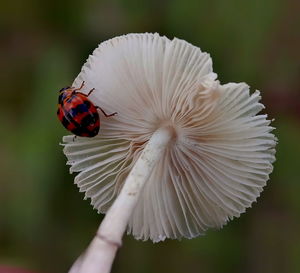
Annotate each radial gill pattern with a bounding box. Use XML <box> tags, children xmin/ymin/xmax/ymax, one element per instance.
<box><xmin>62</xmin><ymin>33</ymin><xmax>276</xmax><ymax>242</ymax></box>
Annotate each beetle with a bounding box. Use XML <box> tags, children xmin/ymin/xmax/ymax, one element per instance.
<box><xmin>57</xmin><ymin>81</ymin><xmax>116</xmax><ymax>137</ymax></box>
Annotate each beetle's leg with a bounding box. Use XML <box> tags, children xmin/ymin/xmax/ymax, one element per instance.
<box><xmin>96</xmin><ymin>106</ymin><xmax>117</xmax><ymax>117</ymax></box>
<box><xmin>86</xmin><ymin>88</ymin><xmax>95</xmax><ymax>96</ymax></box>
<box><xmin>75</xmin><ymin>88</ymin><xmax>95</xmax><ymax>97</ymax></box>
<box><xmin>73</xmin><ymin>135</ymin><xmax>77</xmax><ymax>142</ymax></box>
<box><xmin>73</xmin><ymin>81</ymin><xmax>85</xmax><ymax>92</ymax></box>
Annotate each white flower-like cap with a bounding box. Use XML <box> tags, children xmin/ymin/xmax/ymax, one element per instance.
<box><xmin>63</xmin><ymin>33</ymin><xmax>276</xmax><ymax>242</ymax></box>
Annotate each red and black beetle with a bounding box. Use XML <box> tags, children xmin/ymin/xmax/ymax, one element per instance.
<box><xmin>57</xmin><ymin>81</ymin><xmax>116</xmax><ymax>137</ymax></box>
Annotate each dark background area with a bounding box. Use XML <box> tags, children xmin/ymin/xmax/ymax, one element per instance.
<box><xmin>0</xmin><ymin>0</ymin><xmax>299</xmax><ymax>272</ymax></box>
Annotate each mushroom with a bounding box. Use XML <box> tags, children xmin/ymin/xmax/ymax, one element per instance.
<box><xmin>62</xmin><ymin>33</ymin><xmax>276</xmax><ymax>273</ymax></box>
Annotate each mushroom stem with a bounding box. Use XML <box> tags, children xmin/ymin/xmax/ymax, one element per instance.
<box><xmin>69</xmin><ymin>127</ymin><xmax>172</xmax><ymax>273</ymax></box>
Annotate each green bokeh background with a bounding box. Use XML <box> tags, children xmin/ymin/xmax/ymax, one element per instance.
<box><xmin>1</xmin><ymin>0</ymin><xmax>299</xmax><ymax>272</ymax></box>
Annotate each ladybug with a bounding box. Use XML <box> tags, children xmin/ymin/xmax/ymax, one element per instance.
<box><xmin>57</xmin><ymin>81</ymin><xmax>116</xmax><ymax>137</ymax></box>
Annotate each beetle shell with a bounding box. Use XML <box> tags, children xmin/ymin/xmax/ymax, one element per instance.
<box><xmin>57</xmin><ymin>88</ymin><xmax>100</xmax><ymax>137</ymax></box>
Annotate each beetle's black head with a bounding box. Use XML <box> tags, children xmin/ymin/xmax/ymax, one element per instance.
<box><xmin>59</xmin><ymin>86</ymin><xmax>70</xmax><ymax>93</ymax></box>
<box><xmin>58</xmin><ymin>86</ymin><xmax>71</xmax><ymax>103</ymax></box>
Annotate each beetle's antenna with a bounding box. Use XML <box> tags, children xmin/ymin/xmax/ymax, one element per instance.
<box><xmin>73</xmin><ymin>81</ymin><xmax>85</xmax><ymax>92</ymax></box>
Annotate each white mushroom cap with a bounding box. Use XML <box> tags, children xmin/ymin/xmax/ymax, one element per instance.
<box><xmin>63</xmin><ymin>33</ymin><xmax>276</xmax><ymax>242</ymax></box>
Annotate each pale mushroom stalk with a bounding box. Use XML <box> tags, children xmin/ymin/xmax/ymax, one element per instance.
<box><xmin>69</xmin><ymin>127</ymin><xmax>172</xmax><ymax>273</ymax></box>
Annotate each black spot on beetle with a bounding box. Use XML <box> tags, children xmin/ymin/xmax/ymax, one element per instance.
<box><xmin>81</xmin><ymin>114</ymin><xmax>97</xmax><ymax>127</ymax></box>
<box><xmin>61</xmin><ymin>116</ymin><xmax>70</xmax><ymax>128</ymax></box>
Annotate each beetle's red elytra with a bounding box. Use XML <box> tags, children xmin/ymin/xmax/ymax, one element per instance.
<box><xmin>57</xmin><ymin>81</ymin><xmax>117</xmax><ymax>137</ymax></box>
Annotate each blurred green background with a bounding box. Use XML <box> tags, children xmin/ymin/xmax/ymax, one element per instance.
<box><xmin>1</xmin><ymin>0</ymin><xmax>299</xmax><ymax>272</ymax></box>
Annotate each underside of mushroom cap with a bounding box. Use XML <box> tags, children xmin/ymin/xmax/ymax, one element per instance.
<box><xmin>63</xmin><ymin>33</ymin><xmax>277</xmax><ymax>242</ymax></box>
